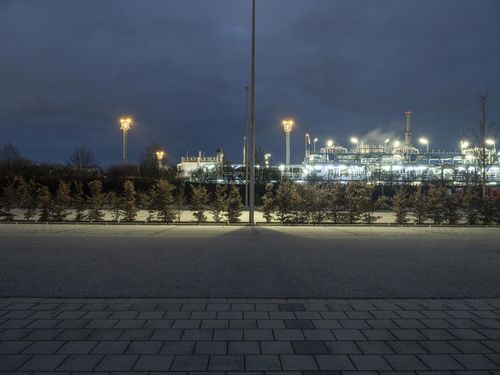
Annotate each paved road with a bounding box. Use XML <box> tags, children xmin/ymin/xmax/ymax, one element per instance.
<box><xmin>0</xmin><ymin>297</ymin><xmax>499</xmax><ymax>372</ymax></box>
<box><xmin>1</xmin><ymin>225</ymin><xmax>499</xmax><ymax>298</ymax></box>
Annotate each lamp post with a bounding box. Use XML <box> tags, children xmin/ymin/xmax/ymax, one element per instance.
<box><xmin>283</xmin><ymin>119</ymin><xmax>294</xmax><ymax>175</ymax></box>
<box><xmin>384</xmin><ymin>138</ymin><xmax>390</xmax><ymax>153</ymax></box>
<box><xmin>119</xmin><ymin>117</ymin><xmax>132</xmax><ymax>165</ymax></box>
<box><xmin>419</xmin><ymin>138</ymin><xmax>429</xmax><ymax>166</ymax></box>
<box><xmin>313</xmin><ymin>138</ymin><xmax>318</xmax><ymax>153</ymax></box>
<box><xmin>248</xmin><ymin>0</ymin><xmax>256</xmax><ymax>225</ymax></box>
<box><xmin>326</xmin><ymin>139</ymin><xmax>333</xmax><ymax>148</ymax></box>
<box><xmin>156</xmin><ymin>150</ymin><xmax>165</xmax><ymax>168</ymax></box>
<box><xmin>350</xmin><ymin>137</ymin><xmax>359</xmax><ymax>152</ymax></box>
<box><xmin>244</xmin><ymin>85</ymin><xmax>249</xmax><ymax>208</ymax></box>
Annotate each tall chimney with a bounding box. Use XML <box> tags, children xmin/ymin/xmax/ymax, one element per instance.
<box><xmin>404</xmin><ymin>111</ymin><xmax>412</xmax><ymax>146</ymax></box>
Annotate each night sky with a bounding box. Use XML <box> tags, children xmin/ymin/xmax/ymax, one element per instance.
<box><xmin>1</xmin><ymin>0</ymin><xmax>499</xmax><ymax>166</ymax></box>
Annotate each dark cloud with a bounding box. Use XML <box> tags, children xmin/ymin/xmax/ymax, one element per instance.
<box><xmin>0</xmin><ymin>0</ymin><xmax>499</xmax><ymax>165</ymax></box>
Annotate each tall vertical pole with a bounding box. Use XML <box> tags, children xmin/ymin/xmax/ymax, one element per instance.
<box><xmin>248</xmin><ymin>0</ymin><xmax>256</xmax><ymax>225</ymax></box>
<box><xmin>244</xmin><ymin>86</ymin><xmax>249</xmax><ymax>208</ymax></box>
<box><xmin>122</xmin><ymin>129</ymin><xmax>128</xmax><ymax>165</ymax></box>
<box><xmin>286</xmin><ymin>132</ymin><xmax>290</xmax><ymax>172</ymax></box>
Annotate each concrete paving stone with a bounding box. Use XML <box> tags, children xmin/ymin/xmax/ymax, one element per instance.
<box><xmin>421</xmin><ymin>319</ymin><xmax>455</xmax><ymax>329</ymax></box>
<box><xmin>279</xmin><ymin>304</ymin><xmax>305</xmax><ymax>312</ymax></box>
<box><xmin>447</xmin><ymin>319</ymin><xmax>482</xmax><ymax>329</ymax></box>
<box><xmin>85</xmin><ymin>319</ymin><xmax>118</xmax><ymax>329</ymax></box>
<box><xmin>0</xmin><ymin>355</ymin><xmax>31</xmax><ymax>371</ymax></box>
<box><xmin>314</xmin><ymin>354</ymin><xmax>355</xmax><ymax>370</ymax></box>
<box><xmin>57</xmin><ymin>341</ymin><xmax>98</xmax><ymax>355</ymax></box>
<box><xmin>132</xmin><ymin>303</ymin><xmax>158</xmax><ymax>311</ymax></box>
<box><xmin>420</xmin><ymin>328</ymin><xmax>457</xmax><ymax>340</ymax></box>
<box><xmin>217</xmin><ymin>312</ymin><xmax>243</xmax><ymax>320</ymax></box>
<box><xmin>312</xmin><ymin>319</ymin><xmax>342</xmax><ymax>329</ymax></box>
<box><xmin>303</xmin><ymin>329</ymin><xmax>335</xmax><ymax>341</ymax></box>
<box><xmin>230</xmin><ymin>319</ymin><xmax>257</xmax><ymax>329</ymax></box>
<box><xmin>56</xmin><ymin>319</ymin><xmax>90</xmax><ymax>329</ymax></box>
<box><xmin>150</xmin><ymin>328</ymin><xmax>183</xmax><ymax>341</ymax></box>
<box><xmin>393</xmin><ymin>319</ymin><xmax>426</xmax><ymax>329</ymax></box>
<box><xmin>365</xmin><ymin>319</ymin><xmax>398</xmax><ymax>329</ymax></box>
<box><xmin>420</xmin><ymin>341</ymin><xmax>461</xmax><ymax>354</ymax></box>
<box><xmin>281</xmin><ymin>354</ymin><xmax>318</xmax><ymax>370</ymax></box>
<box><xmin>386</xmin><ymin>341</ymin><xmax>427</xmax><ymax>355</ymax></box>
<box><xmin>1</xmin><ymin>311</ymin><xmax>34</xmax><ymax>319</ymax></box>
<box><xmin>274</xmin><ymin>329</ymin><xmax>305</xmax><ymax>341</ymax></box>
<box><xmin>245</xmin><ymin>355</ymin><xmax>281</xmax><ymax>370</ymax></box>
<box><xmin>475</xmin><ymin>319</ymin><xmax>500</xmax><ymax>329</ymax></box>
<box><xmin>133</xmin><ymin>354</ymin><xmax>174</xmax><ymax>371</ymax></box>
<box><xmin>136</xmin><ymin>311</ymin><xmax>164</xmax><ymax>320</ymax></box>
<box><xmin>114</xmin><ymin>320</ymin><xmax>145</xmax><ymax>329</ymax></box>
<box><xmin>55</xmin><ymin>329</ymin><xmax>93</xmax><ymax>341</ymax></box>
<box><xmin>0</xmin><ymin>319</ymin><xmax>34</xmax><ymax>329</ymax></box>
<box><xmin>81</xmin><ymin>304</ymin><xmax>109</xmax><ymax>312</ymax></box>
<box><xmin>24</xmin><ymin>328</ymin><xmax>63</xmax><ymax>340</ymax></box>
<box><xmin>57</xmin><ymin>311</ymin><xmax>87</xmax><ymax>319</ymax></box>
<box><xmin>345</xmin><ymin>311</ymin><xmax>374</xmax><ymax>320</ymax></box>
<box><xmin>245</xmin><ymin>329</ymin><xmax>274</xmax><ymax>341</ymax></box>
<box><xmin>22</xmin><ymin>340</ymin><xmax>64</xmax><ymax>354</ymax></box>
<box><xmin>191</xmin><ymin>312</ymin><xmax>217</xmax><ymax>320</ymax></box>
<box><xmin>452</xmin><ymin>354</ymin><xmax>499</xmax><ymax>370</ymax></box>
<box><xmin>292</xmin><ymin>341</ymin><xmax>328</xmax><ymax>354</ymax></box>
<box><xmin>418</xmin><ymin>354</ymin><xmax>465</xmax><ymax>370</ymax></box>
<box><xmin>255</xmin><ymin>303</ymin><xmax>280</xmax><ymax>312</ymax></box>
<box><xmin>142</xmin><ymin>319</ymin><xmax>173</xmax><ymax>329</ymax></box>
<box><xmin>325</xmin><ymin>341</ymin><xmax>361</xmax><ymax>355</ymax></box>
<box><xmin>181</xmin><ymin>303</ymin><xmax>206</xmax><ymax>311</ymax></box>
<box><xmin>106</xmin><ymin>303</ymin><xmax>134</xmax><ymax>311</ymax></box>
<box><xmin>349</xmin><ymin>354</ymin><xmax>392</xmax><ymax>370</ymax></box>
<box><xmin>421</xmin><ymin>311</ymin><xmax>452</xmax><ymax>319</ymax></box>
<box><xmin>332</xmin><ymin>329</ymin><xmax>365</xmax><ymax>341</ymax></box>
<box><xmin>170</xmin><ymin>354</ymin><xmax>209</xmax><ymax>371</ymax></box>
<box><xmin>371</xmin><ymin>310</ymin><xmax>399</xmax><ymax>319</ymax></box>
<box><xmin>295</xmin><ymin>312</ymin><xmax>322</xmax><ymax>320</ymax></box>
<box><xmin>125</xmin><ymin>341</ymin><xmax>163</xmax><ymax>354</ymax></box>
<box><xmin>477</xmin><ymin>329</ymin><xmax>500</xmax><ymax>339</ymax></box>
<box><xmin>27</xmin><ymin>319</ymin><xmax>61</xmax><ymax>329</ymax></box>
<box><xmin>284</xmin><ymin>319</ymin><xmax>314</xmax><ymax>329</ymax></box>
<box><xmin>0</xmin><ymin>341</ymin><xmax>32</xmax><ymax>354</ymax></box>
<box><xmin>261</xmin><ymin>341</ymin><xmax>294</xmax><ymax>354</ymax></box>
<box><xmin>201</xmin><ymin>319</ymin><xmax>229</xmax><ymax>329</ymax></box>
<box><xmin>108</xmin><ymin>311</ymin><xmax>139</xmax><ymax>320</ymax></box>
<box><xmin>349</xmin><ymin>301</ymin><xmax>377</xmax><ymax>311</ymax></box>
<box><xmin>396</xmin><ymin>311</ymin><xmax>426</xmax><ymax>319</ymax></box>
<box><xmin>449</xmin><ymin>329</ymin><xmax>487</xmax><ymax>340</ymax></box>
<box><xmin>213</xmin><ymin>329</ymin><xmax>243</xmax><ymax>341</ymax></box>
<box><xmin>208</xmin><ymin>355</ymin><xmax>244</xmax><ymax>371</ymax></box>
<box><xmin>56</xmin><ymin>354</ymin><xmax>103</xmax><ymax>371</ymax></box>
<box><xmin>339</xmin><ymin>319</ymin><xmax>370</xmax><ymax>329</ymax></box>
<box><xmin>87</xmin><ymin>329</ymin><xmax>124</xmax><ymax>340</ymax></box>
<box><xmin>320</xmin><ymin>311</ymin><xmax>348</xmax><ymax>319</ymax></box>
<box><xmin>228</xmin><ymin>341</ymin><xmax>260</xmax><ymax>354</ymax></box>
<box><xmin>81</xmin><ymin>311</ymin><xmax>112</xmax><ymax>320</ymax></box>
<box><xmin>356</xmin><ymin>341</ymin><xmax>394</xmax><ymax>354</ymax></box>
<box><xmin>182</xmin><ymin>329</ymin><xmax>213</xmax><ymax>341</ymax></box>
<box><xmin>118</xmin><ymin>329</ymin><xmax>154</xmax><ymax>341</ymax></box>
<box><xmin>391</xmin><ymin>329</ymin><xmax>426</xmax><ymax>340</ymax></box>
<box><xmin>157</xmin><ymin>303</ymin><xmax>182</xmax><ymax>311</ymax></box>
<box><xmin>165</xmin><ymin>311</ymin><xmax>191</xmax><ymax>319</ymax></box>
<box><xmin>92</xmin><ymin>341</ymin><xmax>131</xmax><ymax>354</ymax></box>
<box><xmin>19</xmin><ymin>354</ymin><xmax>67</xmax><ymax>371</ymax></box>
<box><xmin>172</xmin><ymin>320</ymin><xmax>201</xmax><ymax>329</ymax></box>
<box><xmin>206</xmin><ymin>304</ymin><xmax>230</xmax><ymax>311</ymax></box>
<box><xmin>94</xmin><ymin>355</ymin><xmax>139</xmax><ymax>371</ymax></box>
<box><xmin>482</xmin><ymin>340</ymin><xmax>500</xmax><ymax>352</ymax></box>
<box><xmin>303</xmin><ymin>303</ymin><xmax>329</xmax><ymax>311</ymax></box>
<box><xmin>194</xmin><ymin>341</ymin><xmax>227</xmax><ymax>354</ymax></box>
<box><xmin>0</xmin><ymin>329</ymin><xmax>32</xmax><ymax>340</ymax></box>
<box><xmin>384</xmin><ymin>354</ymin><xmax>428</xmax><ymax>370</ymax></box>
<box><xmin>447</xmin><ymin>311</ymin><xmax>477</xmax><ymax>319</ymax></box>
<box><xmin>160</xmin><ymin>341</ymin><xmax>195</xmax><ymax>355</ymax></box>
<box><xmin>245</xmin><ymin>312</ymin><xmax>269</xmax><ymax>320</ymax></box>
<box><xmin>258</xmin><ymin>320</ymin><xmax>285</xmax><ymax>329</ymax></box>
<box><xmin>488</xmin><ymin>354</ymin><xmax>500</xmax><ymax>367</ymax></box>
<box><xmin>270</xmin><ymin>312</ymin><xmax>296</xmax><ymax>320</ymax></box>
<box><xmin>362</xmin><ymin>329</ymin><xmax>397</xmax><ymax>341</ymax></box>
<box><xmin>471</xmin><ymin>310</ymin><xmax>500</xmax><ymax>319</ymax></box>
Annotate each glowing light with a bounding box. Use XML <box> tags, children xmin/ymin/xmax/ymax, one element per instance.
<box><xmin>485</xmin><ymin>139</ymin><xmax>495</xmax><ymax>146</ymax></box>
<box><xmin>314</xmin><ymin>138</ymin><xmax>318</xmax><ymax>142</ymax></box>
<box><xmin>393</xmin><ymin>140</ymin><xmax>400</xmax><ymax>148</ymax></box>
<box><xmin>419</xmin><ymin>138</ymin><xmax>428</xmax><ymax>145</ymax></box>
<box><xmin>460</xmin><ymin>140</ymin><xmax>469</xmax><ymax>149</ymax></box>
<box><xmin>156</xmin><ymin>150</ymin><xmax>165</xmax><ymax>160</ymax></box>
<box><xmin>384</xmin><ymin>138</ymin><xmax>390</xmax><ymax>144</ymax></box>
<box><xmin>119</xmin><ymin>117</ymin><xmax>132</xmax><ymax>131</ymax></box>
<box><xmin>350</xmin><ymin>137</ymin><xmax>358</xmax><ymax>144</ymax></box>
<box><xmin>327</xmin><ymin>139</ymin><xmax>334</xmax><ymax>147</ymax></box>
<box><xmin>282</xmin><ymin>119</ymin><xmax>294</xmax><ymax>133</ymax></box>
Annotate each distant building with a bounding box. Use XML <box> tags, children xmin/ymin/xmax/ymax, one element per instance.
<box><xmin>177</xmin><ymin>148</ymin><xmax>224</xmax><ymax>178</ymax></box>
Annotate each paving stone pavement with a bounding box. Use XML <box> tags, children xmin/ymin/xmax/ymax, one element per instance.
<box><xmin>0</xmin><ymin>298</ymin><xmax>500</xmax><ymax>373</ymax></box>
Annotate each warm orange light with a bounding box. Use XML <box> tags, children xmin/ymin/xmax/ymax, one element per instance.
<box><xmin>282</xmin><ymin>119</ymin><xmax>294</xmax><ymax>133</ymax></box>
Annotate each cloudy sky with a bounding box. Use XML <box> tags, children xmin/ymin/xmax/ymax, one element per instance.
<box><xmin>0</xmin><ymin>0</ymin><xmax>499</xmax><ymax>165</ymax></box>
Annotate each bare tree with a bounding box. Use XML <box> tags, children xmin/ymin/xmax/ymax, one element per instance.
<box><xmin>467</xmin><ymin>92</ymin><xmax>498</xmax><ymax>197</ymax></box>
<box><xmin>68</xmin><ymin>145</ymin><xmax>99</xmax><ymax>169</ymax></box>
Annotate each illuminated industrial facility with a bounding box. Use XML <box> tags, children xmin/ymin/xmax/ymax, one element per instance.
<box><xmin>177</xmin><ymin>111</ymin><xmax>500</xmax><ymax>185</ymax></box>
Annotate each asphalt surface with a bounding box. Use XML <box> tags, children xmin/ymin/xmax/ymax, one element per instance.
<box><xmin>0</xmin><ymin>225</ymin><xmax>499</xmax><ymax>298</ymax></box>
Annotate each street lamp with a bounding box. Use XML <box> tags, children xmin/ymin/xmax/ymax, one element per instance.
<box><xmin>350</xmin><ymin>137</ymin><xmax>358</xmax><ymax>152</ymax></box>
<box><xmin>119</xmin><ymin>117</ymin><xmax>132</xmax><ymax>164</ymax></box>
<box><xmin>313</xmin><ymin>138</ymin><xmax>318</xmax><ymax>153</ymax></box>
<box><xmin>282</xmin><ymin>119</ymin><xmax>294</xmax><ymax>174</ymax></box>
<box><xmin>326</xmin><ymin>139</ymin><xmax>334</xmax><ymax>148</ymax></box>
<box><xmin>460</xmin><ymin>140</ymin><xmax>469</xmax><ymax>151</ymax></box>
<box><xmin>419</xmin><ymin>137</ymin><xmax>429</xmax><ymax>153</ymax></box>
<box><xmin>393</xmin><ymin>140</ymin><xmax>400</xmax><ymax>148</ymax></box>
<box><xmin>485</xmin><ymin>138</ymin><xmax>495</xmax><ymax>147</ymax></box>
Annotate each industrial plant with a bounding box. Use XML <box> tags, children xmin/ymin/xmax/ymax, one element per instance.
<box><xmin>177</xmin><ymin>111</ymin><xmax>500</xmax><ymax>186</ymax></box>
